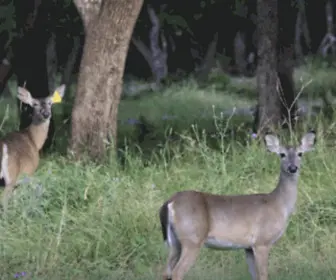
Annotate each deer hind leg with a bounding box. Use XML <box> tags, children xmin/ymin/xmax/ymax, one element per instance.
<box><xmin>171</xmin><ymin>242</ymin><xmax>201</xmax><ymax>280</ymax></box>
<box><xmin>164</xmin><ymin>243</ymin><xmax>181</xmax><ymax>280</ymax></box>
<box><xmin>245</xmin><ymin>248</ymin><xmax>257</xmax><ymax>280</ymax></box>
<box><xmin>163</xmin><ymin>223</ymin><xmax>181</xmax><ymax>280</ymax></box>
<box><xmin>1</xmin><ymin>183</ymin><xmax>15</xmax><ymax>212</ymax></box>
<box><xmin>253</xmin><ymin>245</ymin><xmax>271</xmax><ymax>280</ymax></box>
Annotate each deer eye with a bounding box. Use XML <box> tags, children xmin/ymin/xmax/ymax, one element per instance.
<box><xmin>298</xmin><ymin>152</ymin><xmax>303</xmax><ymax>157</ymax></box>
<box><xmin>280</xmin><ymin>153</ymin><xmax>286</xmax><ymax>158</ymax></box>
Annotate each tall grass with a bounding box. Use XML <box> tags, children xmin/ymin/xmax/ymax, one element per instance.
<box><xmin>0</xmin><ymin>63</ymin><xmax>336</xmax><ymax>279</ymax></box>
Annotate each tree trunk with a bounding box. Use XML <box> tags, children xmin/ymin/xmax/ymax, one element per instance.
<box><xmin>277</xmin><ymin>0</ymin><xmax>298</xmax><ymax>129</ymax></box>
<box><xmin>62</xmin><ymin>36</ymin><xmax>81</xmax><ymax>121</ymax></box>
<box><xmin>255</xmin><ymin>0</ymin><xmax>280</xmax><ymax>134</ymax></box>
<box><xmin>71</xmin><ymin>0</ymin><xmax>144</xmax><ymax>161</ymax></box>
<box><xmin>196</xmin><ymin>32</ymin><xmax>218</xmax><ymax>82</ymax></box>
<box><xmin>46</xmin><ymin>33</ymin><xmax>58</xmax><ymax>93</ymax></box>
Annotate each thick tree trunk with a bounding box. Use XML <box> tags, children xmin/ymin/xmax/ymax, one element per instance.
<box><xmin>71</xmin><ymin>0</ymin><xmax>143</xmax><ymax>160</ymax></box>
<box><xmin>255</xmin><ymin>0</ymin><xmax>280</xmax><ymax>134</ymax></box>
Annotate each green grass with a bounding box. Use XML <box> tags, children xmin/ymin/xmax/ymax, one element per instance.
<box><xmin>0</xmin><ymin>61</ymin><xmax>336</xmax><ymax>279</ymax></box>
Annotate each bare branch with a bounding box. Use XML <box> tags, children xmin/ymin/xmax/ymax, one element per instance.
<box><xmin>131</xmin><ymin>37</ymin><xmax>153</xmax><ymax>68</ymax></box>
<box><xmin>62</xmin><ymin>36</ymin><xmax>81</xmax><ymax>86</ymax></box>
<box><xmin>168</xmin><ymin>35</ymin><xmax>176</xmax><ymax>52</ymax></box>
<box><xmin>318</xmin><ymin>0</ymin><xmax>336</xmax><ymax>56</ymax></box>
<box><xmin>131</xmin><ymin>4</ymin><xmax>168</xmax><ymax>85</ymax></box>
<box><xmin>147</xmin><ymin>5</ymin><xmax>168</xmax><ymax>84</ymax></box>
<box><xmin>161</xmin><ymin>32</ymin><xmax>168</xmax><ymax>53</ymax></box>
<box><xmin>25</xmin><ymin>0</ymin><xmax>42</xmax><ymax>31</ymax></box>
<box><xmin>326</xmin><ymin>0</ymin><xmax>334</xmax><ymax>34</ymax></box>
<box><xmin>296</xmin><ymin>0</ymin><xmax>311</xmax><ymax>51</ymax></box>
<box><xmin>295</xmin><ymin>11</ymin><xmax>303</xmax><ymax>60</ymax></box>
<box><xmin>147</xmin><ymin>5</ymin><xmax>160</xmax><ymax>58</ymax></box>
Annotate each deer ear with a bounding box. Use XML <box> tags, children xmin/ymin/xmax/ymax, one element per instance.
<box><xmin>17</xmin><ymin>87</ymin><xmax>34</xmax><ymax>106</ymax></box>
<box><xmin>300</xmin><ymin>131</ymin><xmax>316</xmax><ymax>153</ymax></box>
<box><xmin>264</xmin><ymin>134</ymin><xmax>281</xmax><ymax>154</ymax></box>
<box><xmin>51</xmin><ymin>84</ymin><xmax>66</xmax><ymax>104</ymax></box>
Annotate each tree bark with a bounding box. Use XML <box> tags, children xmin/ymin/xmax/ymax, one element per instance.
<box><xmin>196</xmin><ymin>32</ymin><xmax>218</xmax><ymax>82</ymax></box>
<box><xmin>277</xmin><ymin>0</ymin><xmax>298</xmax><ymax>129</ymax></box>
<box><xmin>46</xmin><ymin>33</ymin><xmax>58</xmax><ymax>93</ymax></box>
<box><xmin>71</xmin><ymin>0</ymin><xmax>144</xmax><ymax>160</ymax></box>
<box><xmin>255</xmin><ymin>0</ymin><xmax>280</xmax><ymax>134</ymax></box>
<box><xmin>255</xmin><ymin>0</ymin><xmax>298</xmax><ymax>134</ymax></box>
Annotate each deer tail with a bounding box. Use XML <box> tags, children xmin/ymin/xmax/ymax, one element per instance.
<box><xmin>0</xmin><ymin>143</ymin><xmax>10</xmax><ymax>186</ymax></box>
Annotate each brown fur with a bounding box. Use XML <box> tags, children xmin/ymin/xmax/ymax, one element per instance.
<box><xmin>0</xmin><ymin>84</ymin><xmax>65</xmax><ymax>210</ymax></box>
<box><xmin>159</xmin><ymin>131</ymin><xmax>316</xmax><ymax>280</ymax></box>
<box><xmin>1</xmin><ymin>123</ymin><xmax>49</xmax><ymax>180</ymax></box>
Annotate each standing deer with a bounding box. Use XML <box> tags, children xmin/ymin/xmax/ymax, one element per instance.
<box><xmin>159</xmin><ymin>131</ymin><xmax>316</xmax><ymax>280</ymax></box>
<box><xmin>0</xmin><ymin>84</ymin><xmax>65</xmax><ymax>210</ymax></box>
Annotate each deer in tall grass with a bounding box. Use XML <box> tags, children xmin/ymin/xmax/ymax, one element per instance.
<box><xmin>0</xmin><ymin>84</ymin><xmax>65</xmax><ymax>210</ymax></box>
<box><xmin>159</xmin><ymin>131</ymin><xmax>316</xmax><ymax>280</ymax></box>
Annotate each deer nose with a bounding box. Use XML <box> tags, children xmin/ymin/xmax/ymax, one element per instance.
<box><xmin>42</xmin><ymin>111</ymin><xmax>50</xmax><ymax>119</ymax></box>
<box><xmin>288</xmin><ymin>165</ymin><xmax>298</xmax><ymax>174</ymax></box>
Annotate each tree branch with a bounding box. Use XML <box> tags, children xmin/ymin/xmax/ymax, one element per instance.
<box><xmin>147</xmin><ymin>4</ymin><xmax>160</xmax><ymax>54</ymax></box>
<box><xmin>147</xmin><ymin>4</ymin><xmax>168</xmax><ymax>84</ymax></box>
<box><xmin>131</xmin><ymin>37</ymin><xmax>153</xmax><ymax>68</ymax></box>
<box><xmin>318</xmin><ymin>0</ymin><xmax>336</xmax><ymax>56</ymax></box>
<box><xmin>196</xmin><ymin>32</ymin><xmax>218</xmax><ymax>81</ymax></box>
<box><xmin>297</xmin><ymin>0</ymin><xmax>311</xmax><ymax>51</ymax></box>
<box><xmin>131</xmin><ymin>4</ymin><xmax>168</xmax><ymax>85</ymax></box>
<box><xmin>62</xmin><ymin>36</ymin><xmax>81</xmax><ymax>86</ymax></box>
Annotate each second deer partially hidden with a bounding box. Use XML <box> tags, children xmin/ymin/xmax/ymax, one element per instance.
<box><xmin>159</xmin><ymin>131</ymin><xmax>316</xmax><ymax>280</ymax></box>
<box><xmin>0</xmin><ymin>84</ymin><xmax>65</xmax><ymax>210</ymax></box>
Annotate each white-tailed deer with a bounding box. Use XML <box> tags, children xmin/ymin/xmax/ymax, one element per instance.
<box><xmin>0</xmin><ymin>84</ymin><xmax>65</xmax><ymax>210</ymax></box>
<box><xmin>159</xmin><ymin>131</ymin><xmax>316</xmax><ymax>280</ymax></box>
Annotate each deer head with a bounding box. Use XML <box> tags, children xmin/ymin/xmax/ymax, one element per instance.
<box><xmin>17</xmin><ymin>84</ymin><xmax>66</xmax><ymax>125</ymax></box>
<box><xmin>264</xmin><ymin>131</ymin><xmax>316</xmax><ymax>175</ymax></box>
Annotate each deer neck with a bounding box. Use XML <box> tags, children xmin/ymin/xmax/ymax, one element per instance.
<box><xmin>271</xmin><ymin>171</ymin><xmax>299</xmax><ymax>218</ymax></box>
<box><xmin>27</xmin><ymin>119</ymin><xmax>51</xmax><ymax>150</ymax></box>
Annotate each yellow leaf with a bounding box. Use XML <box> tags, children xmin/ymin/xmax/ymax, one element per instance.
<box><xmin>52</xmin><ymin>90</ymin><xmax>62</xmax><ymax>103</ymax></box>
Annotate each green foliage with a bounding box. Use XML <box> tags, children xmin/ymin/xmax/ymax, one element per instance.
<box><xmin>232</xmin><ymin>0</ymin><xmax>248</xmax><ymax>18</ymax></box>
<box><xmin>1</xmin><ymin>63</ymin><xmax>336</xmax><ymax>279</ymax></box>
<box><xmin>159</xmin><ymin>12</ymin><xmax>193</xmax><ymax>35</ymax></box>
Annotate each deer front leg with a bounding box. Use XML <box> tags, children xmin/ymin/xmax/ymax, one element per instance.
<box><xmin>253</xmin><ymin>245</ymin><xmax>271</xmax><ymax>280</ymax></box>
